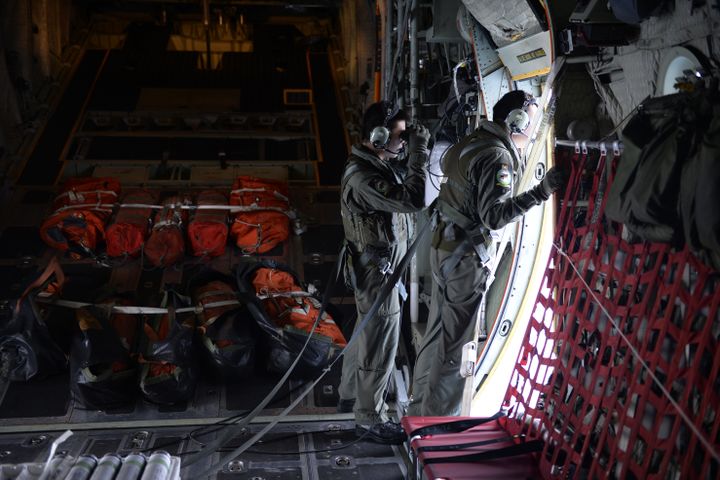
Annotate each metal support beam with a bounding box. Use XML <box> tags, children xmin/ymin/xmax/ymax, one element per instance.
<box><xmin>408</xmin><ymin>0</ymin><xmax>420</xmax><ymax>324</ymax></box>
<box><xmin>382</xmin><ymin>0</ymin><xmax>393</xmax><ymax>100</ymax></box>
<box><xmin>203</xmin><ymin>0</ymin><xmax>211</xmax><ymax>70</ymax></box>
<box><xmin>409</xmin><ymin>0</ymin><xmax>418</xmax><ymax>122</ymax></box>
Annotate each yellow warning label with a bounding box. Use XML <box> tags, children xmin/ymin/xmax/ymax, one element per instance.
<box><xmin>517</xmin><ymin>48</ymin><xmax>547</xmax><ymax>64</ymax></box>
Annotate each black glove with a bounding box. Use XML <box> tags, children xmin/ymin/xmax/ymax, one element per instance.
<box><xmin>407</xmin><ymin>124</ymin><xmax>430</xmax><ymax>155</ymax></box>
<box><xmin>539</xmin><ymin>166</ymin><xmax>565</xmax><ymax>200</ymax></box>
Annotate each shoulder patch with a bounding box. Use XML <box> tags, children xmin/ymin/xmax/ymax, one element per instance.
<box><xmin>374</xmin><ymin>179</ymin><xmax>391</xmax><ymax>195</ymax></box>
<box><xmin>495</xmin><ymin>165</ymin><xmax>511</xmax><ymax>188</ymax></box>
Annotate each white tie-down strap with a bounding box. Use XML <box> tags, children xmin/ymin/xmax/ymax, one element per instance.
<box><xmin>230</xmin><ymin>187</ymin><xmax>290</xmax><ymax>203</ymax></box>
<box><xmin>255</xmin><ymin>291</ymin><xmax>313</xmax><ymax>301</ymax></box>
<box><xmin>52</xmin><ymin>202</ymin><xmax>296</xmax><ymax>219</ymax></box>
<box><xmin>56</xmin><ymin>189</ymin><xmax>118</xmax><ymax>204</ymax></box>
<box><xmin>53</xmin><ymin>203</ymin><xmax>116</xmax><ymax>215</ymax></box>
<box><xmin>36</xmin><ymin>296</ymin><xmax>242</xmax><ymax>316</ymax></box>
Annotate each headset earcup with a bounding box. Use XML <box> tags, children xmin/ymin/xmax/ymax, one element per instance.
<box><xmin>370</xmin><ymin>126</ymin><xmax>390</xmax><ymax>148</ymax></box>
<box><xmin>506</xmin><ymin>109</ymin><xmax>530</xmax><ymax>134</ymax></box>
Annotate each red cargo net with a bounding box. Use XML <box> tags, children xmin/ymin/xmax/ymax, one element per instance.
<box><xmin>503</xmin><ymin>146</ymin><xmax>720</xmax><ymax>479</ymax></box>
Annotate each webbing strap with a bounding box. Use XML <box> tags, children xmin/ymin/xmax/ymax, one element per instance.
<box><xmin>194</xmin><ymin>289</ymin><xmax>233</xmax><ymax>302</ymax></box>
<box><xmin>55</xmin><ymin>189</ymin><xmax>118</xmax><ymax>202</ymax></box>
<box><xmin>423</xmin><ymin>439</ymin><xmax>543</xmax><ymax>464</ymax></box>
<box><xmin>256</xmin><ymin>291</ymin><xmax>312</xmax><ymax>300</ymax></box>
<box><xmin>36</xmin><ymin>298</ymin><xmax>240</xmax><ymax>316</ymax></box>
<box><xmin>230</xmin><ymin>187</ymin><xmax>289</xmax><ymax>203</ymax></box>
<box><xmin>16</xmin><ymin>257</ymin><xmax>65</xmax><ymax>312</ymax></box>
<box><xmin>340</xmin><ymin>162</ymin><xmax>364</xmax><ymax>215</ymax></box>
<box><xmin>437</xmin><ymin>238</ymin><xmax>472</xmax><ymax>287</ymax></box>
<box><xmin>410</xmin><ymin>411</ymin><xmax>504</xmax><ymax>438</ymax></box>
<box><xmin>417</xmin><ymin>434</ymin><xmax>521</xmax><ymax>453</ymax></box>
<box><xmin>52</xmin><ymin>203</ymin><xmax>294</xmax><ymax>217</ymax></box>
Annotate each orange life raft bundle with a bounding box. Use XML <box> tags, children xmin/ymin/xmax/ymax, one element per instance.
<box><xmin>237</xmin><ymin>261</ymin><xmax>346</xmax><ymax>377</ymax></box>
<box><xmin>144</xmin><ymin>197</ymin><xmax>187</xmax><ymax>268</ymax></box>
<box><xmin>190</xmin><ymin>271</ymin><xmax>257</xmax><ymax>378</ymax></box>
<box><xmin>105</xmin><ymin>190</ymin><xmax>155</xmax><ymax>258</ymax></box>
<box><xmin>251</xmin><ymin>268</ymin><xmax>347</xmax><ymax>347</ymax></box>
<box><xmin>229</xmin><ymin>176</ymin><xmax>291</xmax><ymax>254</ymax></box>
<box><xmin>40</xmin><ymin>177</ymin><xmax>121</xmax><ymax>258</ymax></box>
<box><xmin>188</xmin><ymin>190</ymin><xmax>228</xmax><ymax>257</ymax></box>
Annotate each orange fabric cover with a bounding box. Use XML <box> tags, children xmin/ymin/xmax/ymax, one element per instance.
<box><xmin>105</xmin><ymin>190</ymin><xmax>155</xmax><ymax>257</ymax></box>
<box><xmin>144</xmin><ymin>197</ymin><xmax>186</xmax><ymax>267</ymax></box>
<box><xmin>40</xmin><ymin>177</ymin><xmax>121</xmax><ymax>257</ymax></box>
<box><xmin>229</xmin><ymin>176</ymin><xmax>290</xmax><ymax>254</ymax></box>
<box><xmin>252</xmin><ymin>268</ymin><xmax>346</xmax><ymax>346</ymax></box>
<box><xmin>188</xmin><ymin>190</ymin><xmax>228</xmax><ymax>257</ymax></box>
<box><xmin>193</xmin><ymin>280</ymin><xmax>239</xmax><ymax>327</ymax></box>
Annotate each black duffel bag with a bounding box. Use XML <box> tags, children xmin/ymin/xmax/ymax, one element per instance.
<box><xmin>188</xmin><ymin>269</ymin><xmax>257</xmax><ymax>379</ymax></box>
<box><xmin>235</xmin><ymin>260</ymin><xmax>346</xmax><ymax>378</ymax></box>
<box><xmin>138</xmin><ymin>289</ymin><xmax>198</xmax><ymax>404</ymax></box>
<box><xmin>0</xmin><ymin>258</ymin><xmax>67</xmax><ymax>381</ymax></box>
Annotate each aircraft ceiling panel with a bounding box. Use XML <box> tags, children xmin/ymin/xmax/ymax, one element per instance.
<box><xmin>586</xmin><ymin>2</ymin><xmax>717</xmax><ymax>126</ymax></box>
<box><xmin>461</xmin><ymin>0</ymin><xmax>542</xmax><ymax>48</ymax></box>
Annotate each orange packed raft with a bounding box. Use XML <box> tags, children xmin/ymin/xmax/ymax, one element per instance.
<box><xmin>40</xmin><ymin>177</ymin><xmax>121</xmax><ymax>258</ymax></box>
<box><xmin>105</xmin><ymin>190</ymin><xmax>155</xmax><ymax>257</ymax></box>
<box><xmin>252</xmin><ymin>268</ymin><xmax>347</xmax><ymax>347</ymax></box>
<box><xmin>145</xmin><ymin>197</ymin><xmax>188</xmax><ymax>268</ymax></box>
<box><xmin>237</xmin><ymin>261</ymin><xmax>346</xmax><ymax>377</ymax></box>
<box><xmin>190</xmin><ymin>271</ymin><xmax>257</xmax><ymax>378</ymax></box>
<box><xmin>229</xmin><ymin>176</ymin><xmax>290</xmax><ymax>254</ymax></box>
<box><xmin>188</xmin><ymin>190</ymin><xmax>228</xmax><ymax>257</ymax></box>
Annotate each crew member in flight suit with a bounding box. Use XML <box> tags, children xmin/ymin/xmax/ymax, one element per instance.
<box><xmin>338</xmin><ymin>100</ymin><xmax>430</xmax><ymax>444</ymax></box>
<box><xmin>407</xmin><ymin>90</ymin><xmax>564</xmax><ymax>416</ymax></box>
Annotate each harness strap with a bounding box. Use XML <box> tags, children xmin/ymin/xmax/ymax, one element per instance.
<box><xmin>16</xmin><ymin>257</ymin><xmax>65</xmax><ymax>312</ymax></box>
<box><xmin>422</xmin><ymin>439</ymin><xmax>543</xmax><ymax>464</ymax></box>
<box><xmin>409</xmin><ymin>411</ymin><xmax>505</xmax><ymax>438</ymax></box>
<box><xmin>417</xmin><ymin>434</ymin><xmax>522</xmax><ymax>453</ymax></box>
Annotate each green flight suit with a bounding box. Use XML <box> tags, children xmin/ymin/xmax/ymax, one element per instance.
<box><xmin>408</xmin><ymin>120</ymin><xmax>549</xmax><ymax>416</ymax></box>
<box><xmin>339</xmin><ymin>144</ymin><xmax>426</xmax><ymax>425</ymax></box>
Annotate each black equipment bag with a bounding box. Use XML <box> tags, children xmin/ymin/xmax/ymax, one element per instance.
<box><xmin>235</xmin><ymin>260</ymin><xmax>344</xmax><ymax>378</ymax></box>
<box><xmin>138</xmin><ymin>289</ymin><xmax>198</xmax><ymax>404</ymax></box>
<box><xmin>70</xmin><ymin>301</ymin><xmax>138</xmax><ymax>409</ymax></box>
<box><xmin>606</xmin><ymin>93</ymin><xmax>695</xmax><ymax>243</ymax></box>
<box><xmin>680</xmin><ymin>101</ymin><xmax>720</xmax><ymax>270</ymax></box>
<box><xmin>188</xmin><ymin>269</ymin><xmax>257</xmax><ymax>379</ymax></box>
<box><xmin>0</xmin><ymin>258</ymin><xmax>67</xmax><ymax>381</ymax></box>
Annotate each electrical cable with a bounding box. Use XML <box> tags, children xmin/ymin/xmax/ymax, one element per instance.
<box><xmin>132</xmin><ymin>289</ymin><xmax>358</xmax><ymax>458</ymax></box>
<box><xmin>241</xmin><ymin>378</ymin><xmax>395</xmax><ymax>456</ymax></box>
<box><xmin>425</xmin><ymin>142</ymin><xmax>452</xmax><ymax>193</ymax></box>
<box><xmin>180</xmin><ymin>247</ymin><xmax>352</xmax><ymax>469</ymax></box>
<box><xmin>189</xmin><ymin>216</ymin><xmax>435</xmax><ymax>477</ymax></box>
<box><xmin>385</xmin><ymin>0</ymin><xmax>414</xmax><ymax>101</ymax></box>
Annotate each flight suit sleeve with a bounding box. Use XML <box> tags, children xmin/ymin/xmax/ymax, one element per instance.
<box><xmin>348</xmin><ymin>153</ymin><xmax>427</xmax><ymax>213</ymax></box>
<box><xmin>475</xmin><ymin>148</ymin><xmax>545</xmax><ymax>231</ymax></box>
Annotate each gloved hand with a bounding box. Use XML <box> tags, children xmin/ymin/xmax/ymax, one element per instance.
<box><xmin>407</xmin><ymin>124</ymin><xmax>431</xmax><ymax>155</ymax></box>
<box><xmin>539</xmin><ymin>166</ymin><xmax>565</xmax><ymax>200</ymax></box>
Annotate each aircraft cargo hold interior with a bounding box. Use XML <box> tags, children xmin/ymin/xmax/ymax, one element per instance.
<box><xmin>0</xmin><ymin>1</ymin><xmax>719</xmax><ymax>479</ymax></box>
